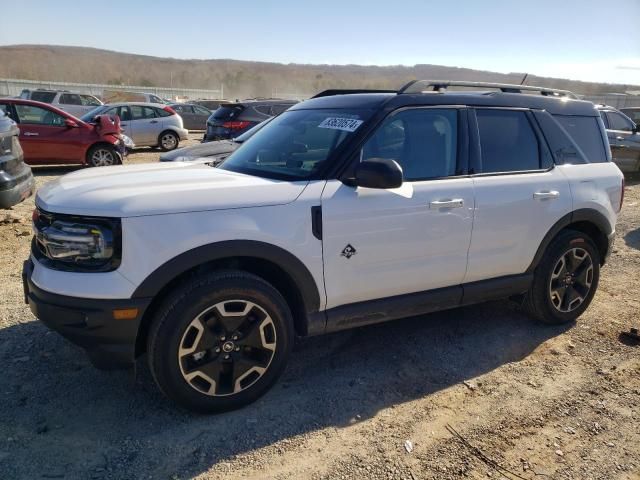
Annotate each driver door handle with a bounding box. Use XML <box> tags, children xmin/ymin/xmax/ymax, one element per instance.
<box><xmin>429</xmin><ymin>199</ymin><xmax>464</xmax><ymax>209</ymax></box>
<box><xmin>533</xmin><ymin>190</ymin><xmax>560</xmax><ymax>200</ymax></box>
<box><xmin>150</xmin><ymin>120</ymin><xmax>158</xmax><ymax>124</ymax></box>
<box><xmin>616</xmin><ymin>136</ymin><xmax>625</xmax><ymax>141</ymax></box>
<box><xmin>23</xmin><ymin>132</ymin><xmax>39</xmax><ymax>136</ymax></box>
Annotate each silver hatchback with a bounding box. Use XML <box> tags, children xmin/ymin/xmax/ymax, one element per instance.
<box><xmin>81</xmin><ymin>102</ymin><xmax>189</xmax><ymax>150</ymax></box>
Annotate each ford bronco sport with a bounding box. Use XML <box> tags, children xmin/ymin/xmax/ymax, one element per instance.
<box><xmin>23</xmin><ymin>81</ymin><xmax>624</xmax><ymax>413</ymax></box>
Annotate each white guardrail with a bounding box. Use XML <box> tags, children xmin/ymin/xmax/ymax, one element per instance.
<box><xmin>0</xmin><ymin>78</ymin><xmax>223</xmax><ymax>101</ymax></box>
<box><xmin>1</xmin><ymin>77</ymin><xmax>639</xmax><ymax>108</ymax></box>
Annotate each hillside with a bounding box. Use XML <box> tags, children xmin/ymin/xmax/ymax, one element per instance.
<box><xmin>0</xmin><ymin>44</ymin><xmax>637</xmax><ymax>99</ymax></box>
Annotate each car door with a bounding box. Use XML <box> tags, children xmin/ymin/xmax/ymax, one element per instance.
<box><xmin>129</xmin><ymin>105</ymin><xmax>160</xmax><ymax>146</ymax></box>
<box><xmin>192</xmin><ymin>105</ymin><xmax>211</xmax><ymax>130</ymax></box>
<box><xmin>465</xmin><ymin>108</ymin><xmax>572</xmax><ymax>283</ymax></box>
<box><xmin>604</xmin><ymin>110</ymin><xmax>640</xmax><ymax>172</ymax></box>
<box><xmin>12</xmin><ymin>103</ymin><xmax>84</xmax><ymax>164</ymax></box>
<box><xmin>321</xmin><ymin>107</ymin><xmax>474</xmax><ymax>310</ymax></box>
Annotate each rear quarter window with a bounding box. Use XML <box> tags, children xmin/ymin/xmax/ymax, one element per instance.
<box><xmin>553</xmin><ymin>115</ymin><xmax>607</xmax><ymax>163</ymax></box>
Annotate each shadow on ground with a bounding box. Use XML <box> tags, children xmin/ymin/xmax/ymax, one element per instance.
<box><xmin>0</xmin><ymin>300</ymin><xmax>568</xmax><ymax>479</ymax></box>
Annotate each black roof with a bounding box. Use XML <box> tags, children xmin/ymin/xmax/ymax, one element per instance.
<box><xmin>292</xmin><ymin>92</ymin><xmax>599</xmax><ymax>116</ymax></box>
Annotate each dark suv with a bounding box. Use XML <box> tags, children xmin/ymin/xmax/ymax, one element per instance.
<box><xmin>596</xmin><ymin>105</ymin><xmax>640</xmax><ymax>173</ymax></box>
<box><xmin>203</xmin><ymin>99</ymin><xmax>297</xmax><ymax>142</ymax></box>
<box><xmin>0</xmin><ymin>109</ymin><xmax>35</xmax><ymax>208</ymax></box>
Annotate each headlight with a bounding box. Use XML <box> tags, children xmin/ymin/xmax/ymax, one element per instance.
<box><xmin>33</xmin><ymin>208</ymin><xmax>121</xmax><ymax>272</ymax></box>
<box><xmin>120</xmin><ymin>134</ymin><xmax>135</xmax><ymax>149</ymax></box>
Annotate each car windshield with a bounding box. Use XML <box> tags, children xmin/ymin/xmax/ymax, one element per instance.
<box><xmin>80</xmin><ymin>105</ymin><xmax>109</xmax><ymax>122</ymax></box>
<box><xmin>233</xmin><ymin>117</ymin><xmax>273</xmax><ymax>143</ymax></box>
<box><xmin>218</xmin><ymin>108</ymin><xmax>371</xmax><ymax>180</ymax></box>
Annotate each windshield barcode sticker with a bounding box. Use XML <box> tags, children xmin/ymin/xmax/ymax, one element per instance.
<box><xmin>318</xmin><ymin>117</ymin><xmax>364</xmax><ymax>132</ymax></box>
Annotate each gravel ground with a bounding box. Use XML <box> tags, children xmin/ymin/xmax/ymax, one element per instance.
<box><xmin>0</xmin><ymin>146</ymin><xmax>638</xmax><ymax>479</ymax></box>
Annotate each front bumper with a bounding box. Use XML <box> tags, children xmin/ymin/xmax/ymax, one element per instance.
<box><xmin>22</xmin><ymin>259</ymin><xmax>151</xmax><ymax>369</ymax></box>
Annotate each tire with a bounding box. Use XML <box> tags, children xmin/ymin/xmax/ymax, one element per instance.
<box><xmin>158</xmin><ymin>131</ymin><xmax>179</xmax><ymax>151</ymax></box>
<box><xmin>523</xmin><ymin>229</ymin><xmax>600</xmax><ymax>325</ymax></box>
<box><xmin>87</xmin><ymin>144</ymin><xmax>118</xmax><ymax>167</ymax></box>
<box><xmin>147</xmin><ymin>270</ymin><xmax>294</xmax><ymax>413</ymax></box>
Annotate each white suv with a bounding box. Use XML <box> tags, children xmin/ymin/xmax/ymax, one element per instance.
<box><xmin>19</xmin><ymin>89</ymin><xmax>103</xmax><ymax>117</ymax></box>
<box><xmin>23</xmin><ymin>81</ymin><xmax>624</xmax><ymax>413</ymax></box>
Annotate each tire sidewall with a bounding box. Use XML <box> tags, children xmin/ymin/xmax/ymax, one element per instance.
<box><xmin>88</xmin><ymin>145</ymin><xmax>117</xmax><ymax>167</ymax></box>
<box><xmin>159</xmin><ymin>131</ymin><xmax>179</xmax><ymax>151</ymax></box>
<box><xmin>533</xmin><ymin>232</ymin><xmax>600</xmax><ymax>324</ymax></box>
<box><xmin>149</xmin><ymin>273</ymin><xmax>294</xmax><ymax>413</ymax></box>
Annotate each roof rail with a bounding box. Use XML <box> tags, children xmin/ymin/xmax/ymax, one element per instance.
<box><xmin>398</xmin><ymin>80</ymin><xmax>578</xmax><ymax>99</ymax></box>
<box><xmin>312</xmin><ymin>89</ymin><xmax>397</xmax><ymax>98</ymax></box>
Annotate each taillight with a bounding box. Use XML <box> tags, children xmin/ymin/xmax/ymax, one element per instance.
<box><xmin>163</xmin><ymin>106</ymin><xmax>176</xmax><ymax>115</ymax></box>
<box><xmin>619</xmin><ymin>177</ymin><xmax>625</xmax><ymax>212</ymax></box>
<box><xmin>222</xmin><ymin>121</ymin><xmax>251</xmax><ymax>130</ymax></box>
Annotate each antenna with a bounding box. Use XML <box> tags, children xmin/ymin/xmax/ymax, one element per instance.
<box><xmin>520</xmin><ymin>73</ymin><xmax>529</xmax><ymax>86</ymax></box>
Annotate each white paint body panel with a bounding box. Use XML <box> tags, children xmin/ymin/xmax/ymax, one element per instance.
<box><xmin>36</xmin><ymin>162</ymin><xmax>308</xmax><ymax>218</ymax></box>
<box><xmin>321</xmin><ymin>178</ymin><xmax>474</xmax><ymax>309</ymax></box>
<box><xmin>465</xmin><ymin>167</ymin><xmax>572</xmax><ymax>282</ymax></box>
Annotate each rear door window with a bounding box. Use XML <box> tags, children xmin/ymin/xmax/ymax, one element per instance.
<box><xmin>553</xmin><ymin>115</ymin><xmax>607</xmax><ymax>163</ymax></box>
<box><xmin>130</xmin><ymin>106</ymin><xmax>157</xmax><ymax>120</ymax></box>
<box><xmin>476</xmin><ymin>109</ymin><xmax>546</xmax><ymax>173</ymax></box>
<box><xmin>59</xmin><ymin>93</ymin><xmax>83</xmax><ymax>105</ymax></box>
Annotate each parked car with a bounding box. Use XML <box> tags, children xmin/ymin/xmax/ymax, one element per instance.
<box><xmin>0</xmin><ymin>109</ymin><xmax>35</xmax><ymax>208</ymax></box>
<box><xmin>194</xmin><ymin>99</ymin><xmax>230</xmax><ymax>111</ymax></box>
<box><xmin>23</xmin><ymin>80</ymin><xmax>623</xmax><ymax>413</ymax></box>
<box><xmin>0</xmin><ymin>98</ymin><xmax>130</xmax><ymax>166</ymax></box>
<box><xmin>101</xmin><ymin>90</ymin><xmax>168</xmax><ymax>104</ymax></box>
<box><xmin>81</xmin><ymin>103</ymin><xmax>188</xmax><ymax>151</ymax></box>
<box><xmin>160</xmin><ymin>117</ymin><xmax>272</xmax><ymax>163</ymax></box>
<box><xmin>204</xmin><ymin>99</ymin><xmax>297</xmax><ymax>141</ymax></box>
<box><xmin>595</xmin><ymin>105</ymin><xmax>640</xmax><ymax>173</ymax></box>
<box><xmin>19</xmin><ymin>89</ymin><xmax>103</xmax><ymax>117</ymax></box>
<box><xmin>620</xmin><ymin>107</ymin><xmax>640</xmax><ymax>124</ymax></box>
<box><xmin>169</xmin><ymin>103</ymin><xmax>211</xmax><ymax>130</ymax></box>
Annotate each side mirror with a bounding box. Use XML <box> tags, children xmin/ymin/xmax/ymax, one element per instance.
<box><xmin>353</xmin><ymin>158</ymin><xmax>403</xmax><ymax>189</ymax></box>
<box><xmin>64</xmin><ymin>118</ymin><xmax>79</xmax><ymax>128</ymax></box>
<box><xmin>632</xmin><ymin>124</ymin><xmax>638</xmax><ymax>134</ymax></box>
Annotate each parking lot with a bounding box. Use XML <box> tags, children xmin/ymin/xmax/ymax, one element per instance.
<box><xmin>0</xmin><ymin>141</ymin><xmax>638</xmax><ymax>479</ymax></box>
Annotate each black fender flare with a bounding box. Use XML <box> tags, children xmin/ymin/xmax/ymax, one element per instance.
<box><xmin>131</xmin><ymin>240</ymin><xmax>321</xmax><ymax>314</ymax></box>
<box><xmin>526</xmin><ymin>208</ymin><xmax>613</xmax><ymax>272</ymax></box>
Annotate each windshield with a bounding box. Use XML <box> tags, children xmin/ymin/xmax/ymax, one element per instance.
<box><xmin>218</xmin><ymin>108</ymin><xmax>371</xmax><ymax>180</ymax></box>
<box><xmin>80</xmin><ymin>105</ymin><xmax>109</xmax><ymax>122</ymax></box>
<box><xmin>233</xmin><ymin>117</ymin><xmax>273</xmax><ymax>143</ymax></box>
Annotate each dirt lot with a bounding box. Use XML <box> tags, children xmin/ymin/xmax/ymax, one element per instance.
<box><xmin>0</xmin><ymin>143</ymin><xmax>638</xmax><ymax>480</ymax></box>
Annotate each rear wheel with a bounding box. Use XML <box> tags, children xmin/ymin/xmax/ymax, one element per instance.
<box><xmin>87</xmin><ymin>144</ymin><xmax>118</xmax><ymax>167</ymax></box>
<box><xmin>147</xmin><ymin>270</ymin><xmax>294</xmax><ymax>413</ymax></box>
<box><xmin>158</xmin><ymin>131</ymin><xmax>179</xmax><ymax>151</ymax></box>
<box><xmin>523</xmin><ymin>230</ymin><xmax>600</xmax><ymax>324</ymax></box>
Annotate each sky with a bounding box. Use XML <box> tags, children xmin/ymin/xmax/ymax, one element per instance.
<box><xmin>1</xmin><ymin>0</ymin><xmax>639</xmax><ymax>85</ymax></box>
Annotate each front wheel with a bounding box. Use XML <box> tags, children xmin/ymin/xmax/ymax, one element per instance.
<box><xmin>147</xmin><ymin>270</ymin><xmax>294</xmax><ymax>413</ymax></box>
<box><xmin>523</xmin><ymin>230</ymin><xmax>600</xmax><ymax>324</ymax></box>
<box><xmin>87</xmin><ymin>144</ymin><xmax>119</xmax><ymax>167</ymax></box>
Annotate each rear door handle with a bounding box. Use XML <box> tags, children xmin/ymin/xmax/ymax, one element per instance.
<box><xmin>533</xmin><ymin>190</ymin><xmax>560</xmax><ymax>200</ymax></box>
<box><xmin>23</xmin><ymin>132</ymin><xmax>39</xmax><ymax>136</ymax></box>
<box><xmin>429</xmin><ymin>199</ymin><xmax>464</xmax><ymax>209</ymax></box>
<box><xmin>150</xmin><ymin>120</ymin><xmax>158</xmax><ymax>124</ymax></box>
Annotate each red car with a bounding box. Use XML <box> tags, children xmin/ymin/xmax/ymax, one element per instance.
<box><xmin>0</xmin><ymin>99</ymin><xmax>128</xmax><ymax>167</ymax></box>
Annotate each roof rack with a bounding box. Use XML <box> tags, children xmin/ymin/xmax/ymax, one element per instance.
<box><xmin>312</xmin><ymin>89</ymin><xmax>397</xmax><ymax>98</ymax></box>
<box><xmin>399</xmin><ymin>80</ymin><xmax>578</xmax><ymax>99</ymax></box>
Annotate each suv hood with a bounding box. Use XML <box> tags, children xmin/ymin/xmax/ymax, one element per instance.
<box><xmin>36</xmin><ymin>162</ymin><xmax>309</xmax><ymax>218</ymax></box>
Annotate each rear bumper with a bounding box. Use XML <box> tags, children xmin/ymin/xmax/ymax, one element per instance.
<box><xmin>22</xmin><ymin>259</ymin><xmax>151</xmax><ymax>369</ymax></box>
<box><xmin>0</xmin><ymin>168</ymin><xmax>35</xmax><ymax>208</ymax></box>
